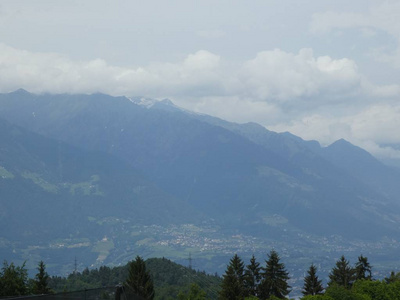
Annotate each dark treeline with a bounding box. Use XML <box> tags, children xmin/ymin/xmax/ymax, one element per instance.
<box><xmin>3</xmin><ymin>253</ymin><xmax>400</xmax><ymax>299</ymax></box>
<box><xmin>0</xmin><ymin>260</ymin><xmax>52</xmax><ymax>297</ymax></box>
<box><xmin>0</xmin><ymin>257</ymin><xmax>221</xmax><ymax>299</ymax></box>
<box><xmin>219</xmin><ymin>251</ymin><xmax>400</xmax><ymax>300</ymax></box>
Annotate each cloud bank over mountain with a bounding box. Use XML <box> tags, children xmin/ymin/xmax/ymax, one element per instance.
<box><xmin>2</xmin><ymin>0</ymin><xmax>400</xmax><ymax>163</ymax></box>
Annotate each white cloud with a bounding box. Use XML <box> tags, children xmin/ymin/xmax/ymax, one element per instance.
<box><xmin>113</xmin><ymin>50</ymin><xmax>226</xmax><ymax>98</ymax></box>
<box><xmin>3</xmin><ymin>43</ymin><xmax>389</xmax><ymax>104</ymax></box>
<box><xmin>241</xmin><ymin>48</ymin><xmax>363</xmax><ymax>103</ymax></box>
<box><xmin>310</xmin><ymin>0</ymin><xmax>400</xmax><ymax>68</ymax></box>
<box><xmin>174</xmin><ymin>95</ymin><xmax>281</xmax><ymax>125</ymax></box>
<box><xmin>0</xmin><ymin>44</ymin><xmax>225</xmax><ymax>97</ymax></box>
<box><xmin>350</xmin><ymin>104</ymin><xmax>400</xmax><ymax>144</ymax></box>
<box><xmin>270</xmin><ymin>114</ymin><xmax>347</xmax><ymax>146</ymax></box>
<box><xmin>361</xmin><ymin>141</ymin><xmax>400</xmax><ymax>161</ymax></box>
<box><xmin>270</xmin><ymin>103</ymin><xmax>400</xmax><ymax>161</ymax></box>
<box><xmin>2</xmin><ymin>42</ymin><xmax>400</xmax><ymax>162</ymax></box>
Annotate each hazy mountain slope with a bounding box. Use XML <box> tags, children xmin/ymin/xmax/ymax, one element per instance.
<box><xmin>168</xmin><ymin>101</ymin><xmax>400</xmax><ymax>207</ymax></box>
<box><xmin>0</xmin><ymin>116</ymin><xmax>197</xmax><ymax>242</ymax></box>
<box><xmin>1</xmin><ymin>90</ymin><xmax>400</xmax><ymax>241</ymax></box>
<box><xmin>144</xmin><ymin>98</ymin><xmax>348</xmax><ymax>181</ymax></box>
<box><xmin>317</xmin><ymin>139</ymin><xmax>400</xmax><ymax>201</ymax></box>
<box><xmin>0</xmin><ymin>90</ymin><xmax>297</xmax><ymax>198</ymax></box>
<box><xmin>145</xmin><ymin>98</ymin><xmax>400</xmax><ymax>230</ymax></box>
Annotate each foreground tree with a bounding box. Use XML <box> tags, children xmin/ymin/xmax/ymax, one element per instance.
<box><xmin>125</xmin><ymin>256</ymin><xmax>154</xmax><ymax>300</ymax></box>
<box><xmin>355</xmin><ymin>255</ymin><xmax>372</xmax><ymax>281</ymax></box>
<box><xmin>259</xmin><ymin>250</ymin><xmax>291</xmax><ymax>299</ymax></box>
<box><xmin>352</xmin><ymin>280</ymin><xmax>394</xmax><ymax>300</ymax></box>
<box><xmin>244</xmin><ymin>255</ymin><xmax>261</xmax><ymax>297</ymax></box>
<box><xmin>301</xmin><ymin>296</ymin><xmax>334</xmax><ymax>300</ymax></box>
<box><xmin>325</xmin><ymin>283</ymin><xmax>371</xmax><ymax>300</ymax></box>
<box><xmin>177</xmin><ymin>283</ymin><xmax>207</xmax><ymax>300</ymax></box>
<box><xmin>385</xmin><ymin>271</ymin><xmax>400</xmax><ymax>284</ymax></box>
<box><xmin>218</xmin><ymin>254</ymin><xmax>245</xmax><ymax>300</ymax></box>
<box><xmin>0</xmin><ymin>260</ymin><xmax>29</xmax><ymax>297</ymax></box>
<box><xmin>302</xmin><ymin>264</ymin><xmax>324</xmax><ymax>296</ymax></box>
<box><xmin>328</xmin><ymin>256</ymin><xmax>355</xmax><ymax>289</ymax></box>
<box><xmin>33</xmin><ymin>261</ymin><xmax>52</xmax><ymax>294</ymax></box>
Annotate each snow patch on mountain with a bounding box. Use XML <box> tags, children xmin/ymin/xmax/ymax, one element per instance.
<box><xmin>128</xmin><ymin>96</ymin><xmax>159</xmax><ymax>108</ymax></box>
<box><xmin>128</xmin><ymin>96</ymin><xmax>206</xmax><ymax>116</ymax></box>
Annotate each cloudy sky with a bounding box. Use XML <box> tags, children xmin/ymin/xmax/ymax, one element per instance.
<box><xmin>1</xmin><ymin>0</ymin><xmax>400</xmax><ymax>162</ymax></box>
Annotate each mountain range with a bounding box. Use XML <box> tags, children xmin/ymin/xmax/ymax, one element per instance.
<box><xmin>1</xmin><ymin>89</ymin><xmax>400</xmax><ymax>275</ymax></box>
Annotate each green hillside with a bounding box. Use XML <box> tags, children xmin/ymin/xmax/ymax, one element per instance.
<box><xmin>48</xmin><ymin>257</ymin><xmax>221</xmax><ymax>300</ymax></box>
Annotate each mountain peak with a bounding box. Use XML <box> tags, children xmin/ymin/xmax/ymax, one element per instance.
<box><xmin>11</xmin><ymin>88</ymin><xmax>31</xmax><ymax>95</ymax></box>
<box><xmin>324</xmin><ymin>138</ymin><xmax>380</xmax><ymax>167</ymax></box>
<box><xmin>160</xmin><ymin>98</ymin><xmax>175</xmax><ymax>106</ymax></box>
<box><xmin>327</xmin><ymin>138</ymin><xmax>365</xmax><ymax>153</ymax></box>
<box><xmin>241</xmin><ymin>122</ymin><xmax>268</xmax><ymax>131</ymax></box>
<box><xmin>330</xmin><ymin>138</ymin><xmax>351</xmax><ymax>146</ymax></box>
<box><xmin>128</xmin><ymin>96</ymin><xmax>158</xmax><ymax>108</ymax></box>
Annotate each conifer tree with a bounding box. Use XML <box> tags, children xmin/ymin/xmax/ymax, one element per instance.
<box><xmin>385</xmin><ymin>271</ymin><xmax>400</xmax><ymax>283</ymax></box>
<box><xmin>33</xmin><ymin>261</ymin><xmax>52</xmax><ymax>295</ymax></box>
<box><xmin>218</xmin><ymin>254</ymin><xmax>245</xmax><ymax>300</ymax></box>
<box><xmin>177</xmin><ymin>283</ymin><xmax>207</xmax><ymax>300</ymax></box>
<box><xmin>0</xmin><ymin>261</ymin><xmax>28</xmax><ymax>297</ymax></box>
<box><xmin>244</xmin><ymin>254</ymin><xmax>261</xmax><ymax>297</ymax></box>
<box><xmin>219</xmin><ymin>265</ymin><xmax>244</xmax><ymax>300</ymax></box>
<box><xmin>259</xmin><ymin>250</ymin><xmax>291</xmax><ymax>299</ymax></box>
<box><xmin>328</xmin><ymin>255</ymin><xmax>355</xmax><ymax>289</ymax></box>
<box><xmin>355</xmin><ymin>255</ymin><xmax>372</xmax><ymax>280</ymax></box>
<box><xmin>230</xmin><ymin>254</ymin><xmax>245</xmax><ymax>280</ymax></box>
<box><xmin>302</xmin><ymin>264</ymin><xmax>324</xmax><ymax>296</ymax></box>
<box><xmin>125</xmin><ymin>256</ymin><xmax>154</xmax><ymax>300</ymax></box>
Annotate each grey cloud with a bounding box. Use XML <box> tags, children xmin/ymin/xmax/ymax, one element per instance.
<box><xmin>1</xmin><ymin>42</ymin><xmax>400</xmax><ymax>161</ymax></box>
<box><xmin>1</xmin><ymin>44</ymin><xmax>389</xmax><ymax>104</ymax></box>
<box><xmin>310</xmin><ymin>0</ymin><xmax>400</xmax><ymax>68</ymax></box>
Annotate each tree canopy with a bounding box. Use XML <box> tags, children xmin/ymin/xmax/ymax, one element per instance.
<box><xmin>125</xmin><ymin>256</ymin><xmax>155</xmax><ymax>300</ymax></box>
<box><xmin>355</xmin><ymin>255</ymin><xmax>372</xmax><ymax>281</ymax></box>
<box><xmin>259</xmin><ymin>250</ymin><xmax>291</xmax><ymax>299</ymax></box>
<box><xmin>0</xmin><ymin>260</ymin><xmax>29</xmax><ymax>297</ymax></box>
<box><xmin>328</xmin><ymin>256</ymin><xmax>356</xmax><ymax>289</ymax></box>
<box><xmin>32</xmin><ymin>261</ymin><xmax>52</xmax><ymax>295</ymax></box>
<box><xmin>244</xmin><ymin>254</ymin><xmax>262</xmax><ymax>297</ymax></box>
<box><xmin>302</xmin><ymin>264</ymin><xmax>324</xmax><ymax>296</ymax></box>
<box><xmin>219</xmin><ymin>254</ymin><xmax>245</xmax><ymax>300</ymax></box>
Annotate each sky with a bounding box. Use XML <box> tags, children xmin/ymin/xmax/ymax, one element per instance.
<box><xmin>1</xmin><ymin>0</ymin><xmax>400</xmax><ymax>163</ymax></box>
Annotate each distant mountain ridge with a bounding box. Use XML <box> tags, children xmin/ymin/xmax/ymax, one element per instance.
<box><xmin>1</xmin><ymin>89</ymin><xmax>400</xmax><ymax>274</ymax></box>
<box><xmin>145</xmin><ymin>95</ymin><xmax>400</xmax><ymax>205</ymax></box>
